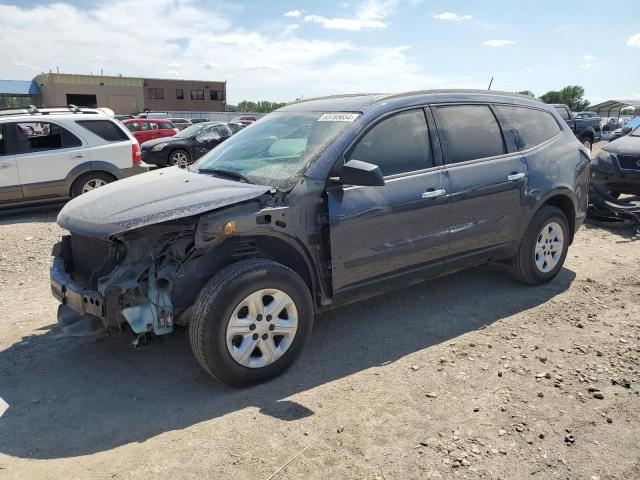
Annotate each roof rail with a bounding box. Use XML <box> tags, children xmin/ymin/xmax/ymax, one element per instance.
<box><xmin>0</xmin><ymin>104</ymin><xmax>102</xmax><ymax>118</ymax></box>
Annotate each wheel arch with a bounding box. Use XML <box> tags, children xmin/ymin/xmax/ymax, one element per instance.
<box><xmin>530</xmin><ymin>192</ymin><xmax>577</xmax><ymax>244</ymax></box>
<box><xmin>243</xmin><ymin>235</ymin><xmax>318</xmax><ymax>301</ymax></box>
<box><xmin>67</xmin><ymin>168</ymin><xmax>120</xmax><ymax>196</ymax></box>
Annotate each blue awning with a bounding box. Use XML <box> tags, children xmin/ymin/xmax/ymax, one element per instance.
<box><xmin>0</xmin><ymin>80</ymin><xmax>40</xmax><ymax>96</ymax></box>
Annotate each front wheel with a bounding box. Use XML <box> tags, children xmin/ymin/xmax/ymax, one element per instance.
<box><xmin>508</xmin><ymin>206</ymin><xmax>570</xmax><ymax>285</ymax></box>
<box><xmin>168</xmin><ymin>149</ymin><xmax>191</xmax><ymax>167</ymax></box>
<box><xmin>189</xmin><ymin>259</ymin><xmax>314</xmax><ymax>387</ymax></box>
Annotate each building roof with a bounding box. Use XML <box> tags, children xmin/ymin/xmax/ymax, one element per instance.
<box><xmin>0</xmin><ymin>80</ymin><xmax>40</xmax><ymax>96</ymax></box>
<box><xmin>588</xmin><ymin>99</ymin><xmax>640</xmax><ymax>116</ymax></box>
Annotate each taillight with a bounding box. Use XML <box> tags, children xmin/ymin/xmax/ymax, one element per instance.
<box><xmin>132</xmin><ymin>142</ymin><xmax>141</xmax><ymax>164</ymax></box>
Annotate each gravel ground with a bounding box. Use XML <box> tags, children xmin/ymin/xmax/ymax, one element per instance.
<box><xmin>1</xmin><ymin>168</ymin><xmax>639</xmax><ymax>479</ymax></box>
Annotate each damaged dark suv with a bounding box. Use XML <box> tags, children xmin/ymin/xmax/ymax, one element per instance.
<box><xmin>51</xmin><ymin>90</ymin><xmax>590</xmax><ymax>387</ymax></box>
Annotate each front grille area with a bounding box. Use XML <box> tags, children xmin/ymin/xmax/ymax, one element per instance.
<box><xmin>70</xmin><ymin>234</ymin><xmax>119</xmax><ymax>289</ymax></box>
<box><xmin>617</xmin><ymin>154</ymin><xmax>640</xmax><ymax>171</ymax></box>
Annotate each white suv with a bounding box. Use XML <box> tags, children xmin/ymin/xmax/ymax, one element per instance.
<box><xmin>0</xmin><ymin>105</ymin><xmax>147</xmax><ymax>209</ymax></box>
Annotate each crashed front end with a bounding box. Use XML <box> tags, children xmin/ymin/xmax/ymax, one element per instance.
<box><xmin>51</xmin><ymin>222</ymin><xmax>197</xmax><ymax>337</ymax></box>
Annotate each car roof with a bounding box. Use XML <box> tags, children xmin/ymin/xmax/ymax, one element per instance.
<box><xmin>280</xmin><ymin>90</ymin><xmax>545</xmax><ymax>113</ymax></box>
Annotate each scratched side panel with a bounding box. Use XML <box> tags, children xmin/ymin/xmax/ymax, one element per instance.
<box><xmin>327</xmin><ymin>170</ymin><xmax>450</xmax><ymax>291</ymax></box>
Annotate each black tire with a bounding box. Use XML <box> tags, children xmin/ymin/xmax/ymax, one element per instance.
<box><xmin>168</xmin><ymin>149</ymin><xmax>191</xmax><ymax>167</ymax></box>
<box><xmin>190</xmin><ymin>259</ymin><xmax>314</xmax><ymax>388</ymax></box>
<box><xmin>70</xmin><ymin>172</ymin><xmax>116</xmax><ymax>198</ymax></box>
<box><xmin>508</xmin><ymin>206</ymin><xmax>570</xmax><ymax>285</ymax></box>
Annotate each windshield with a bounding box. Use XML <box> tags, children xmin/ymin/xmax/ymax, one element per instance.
<box><xmin>176</xmin><ymin>123</ymin><xmax>209</xmax><ymax>138</ymax></box>
<box><xmin>631</xmin><ymin>126</ymin><xmax>640</xmax><ymax>137</ymax></box>
<box><xmin>191</xmin><ymin>112</ymin><xmax>358</xmax><ymax>189</ymax></box>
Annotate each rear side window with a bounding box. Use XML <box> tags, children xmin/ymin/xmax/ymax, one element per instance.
<box><xmin>347</xmin><ymin>109</ymin><xmax>432</xmax><ymax>176</ymax></box>
<box><xmin>554</xmin><ymin>106</ymin><xmax>571</xmax><ymax>121</ymax></box>
<box><xmin>76</xmin><ymin>120</ymin><xmax>129</xmax><ymax>142</ymax></box>
<box><xmin>435</xmin><ymin>105</ymin><xmax>506</xmax><ymax>164</ymax></box>
<box><xmin>142</xmin><ymin>122</ymin><xmax>158</xmax><ymax>131</ymax></box>
<box><xmin>13</xmin><ymin>121</ymin><xmax>82</xmax><ymax>153</ymax></box>
<box><xmin>496</xmin><ymin>106</ymin><xmax>562</xmax><ymax>151</ymax></box>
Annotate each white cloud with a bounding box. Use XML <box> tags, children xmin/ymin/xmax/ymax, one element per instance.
<box><xmin>201</xmin><ymin>60</ymin><xmax>219</xmax><ymax>69</ymax></box>
<box><xmin>284</xmin><ymin>9</ymin><xmax>301</xmax><ymax>18</ymax></box>
<box><xmin>0</xmin><ymin>0</ymin><xmax>466</xmax><ymax>103</ymax></box>
<box><xmin>304</xmin><ymin>14</ymin><xmax>386</xmax><ymax>31</ymax></box>
<box><xmin>303</xmin><ymin>0</ymin><xmax>397</xmax><ymax>31</ymax></box>
<box><xmin>583</xmin><ymin>54</ymin><xmax>596</xmax><ymax>61</ymax></box>
<box><xmin>627</xmin><ymin>33</ymin><xmax>640</xmax><ymax>47</ymax></box>
<box><xmin>433</xmin><ymin>12</ymin><xmax>472</xmax><ymax>22</ymax></box>
<box><xmin>579</xmin><ymin>63</ymin><xmax>593</xmax><ymax>69</ymax></box>
<box><xmin>482</xmin><ymin>39</ymin><xmax>515</xmax><ymax>47</ymax></box>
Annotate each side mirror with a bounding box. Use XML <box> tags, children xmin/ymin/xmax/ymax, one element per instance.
<box><xmin>334</xmin><ymin>159</ymin><xmax>385</xmax><ymax>187</ymax></box>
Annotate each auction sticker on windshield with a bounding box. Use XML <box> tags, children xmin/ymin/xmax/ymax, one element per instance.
<box><xmin>317</xmin><ymin>113</ymin><xmax>360</xmax><ymax>122</ymax></box>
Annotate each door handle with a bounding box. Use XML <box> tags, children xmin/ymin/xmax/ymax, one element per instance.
<box><xmin>507</xmin><ymin>172</ymin><xmax>526</xmax><ymax>181</ymax></box>
<box><xmin>0</xmin><ymin>163</ymin><xmax>12</xmax><ymax>169</ymax></box>
<box><xmin>70</xmin><ymin>154</ymin><xmax>86</xmax><ymax>159</ymax></box>
<box><xmin>421</xmin><ymin>189</ymin><xmax>446</xmax><ymax>199</ymax></box>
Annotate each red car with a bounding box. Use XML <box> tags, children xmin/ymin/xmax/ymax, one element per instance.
<box><xmin>121</xmin><ymin>119</ymin><xmax>179</xmax><ymax>144</ymax></box>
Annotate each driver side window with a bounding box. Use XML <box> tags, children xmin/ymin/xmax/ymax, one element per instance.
<box><xmin>346</xmin><ymin>109</ymin><xmax>432</xmax><ymax>176</ymax></box>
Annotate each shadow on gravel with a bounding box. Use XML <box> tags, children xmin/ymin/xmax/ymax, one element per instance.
<box><xmin>0</xmin><ymin>208</ymin><xmax>60</xmax><ymax>225</ymax></box>
<box><xmin>0</xmin><ymin>263</ymin><xmax>575</xmax><ymax>459</ymax></box>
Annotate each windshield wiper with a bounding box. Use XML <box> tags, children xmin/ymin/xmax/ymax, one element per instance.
<box><xmin>198</xmin><ymin>168</ymin><xmax>253</xmax><ymax>184</ymax></box>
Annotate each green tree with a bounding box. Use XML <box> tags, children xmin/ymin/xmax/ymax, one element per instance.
<box><xmin>236</xmin><ymin>100</ymin><xmax>287</xmax><ymax>113</ymax></box>
<box><xmin>539</xmin><ymin>85</ymin><xmax>590</xmax><ymax>111</ymax></box>
<box><xmin>516</xmin><ymin>90</ymin><xmax>535</xmax><ymax>97</ymax></box>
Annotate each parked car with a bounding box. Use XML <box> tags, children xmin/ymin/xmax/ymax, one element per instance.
<box><xmin>0</xmin><ymin>106</ymin><xmax>146</xmax><ymax>209</ymax></box>
<box><xmin>169</xmin><ymin>118</ymin><xmax>192</xmax><ymax>131</ymax></box>
<box><xmin>115</xmin><ymin>115</ymin><xmax>135</xmax><ymax>122</ymax></box>
<box><xmin>141</xmin><ymin>122</ymin><xmax>232</xmax><ymax>167</ymax></box>
<box><xmin>227</xmin><ymin>121</ymin><xmax>247</xmax><ymax>134</ymax></box>
<box><xmin>121</xmin><ymin>119</ymin><xmax>178</xmax><ymax>144</ymax></box>
<box><xmin>552</xmin><ymin>104</ymin><xmax>601</xmax><ymax>150</ymax></box>
<box><xmin>608</xmin><ymin>117</ymin><xmax>640</xmax><ymax>142</ymax></box>
<box><xmin>574</xmin><ymin>111</ymin><xmax>598</xmax><ymax>119</ymax></box>
<box><xmin>51</xmin><ymin>90</ymin><xmax>588</xmax><ymax>387</ymax></box>
<box><xmin>137</xmin><ymin>112</ymin><xmax>170</xmax><ymax>119</ymax></box>
<box><xmin>233</xmin><ymin>115</ymin><xmax>257</xmax><ymax>123</ymax></box>
<box><xmin>592</xmin><ymin>125</ymin><xmax>640</xmax><ymax>196</ymax></box>
<box><xmin>190</xmin><ymin>118</ymin><xmax>209</xmax><ymax>124</ymax></box>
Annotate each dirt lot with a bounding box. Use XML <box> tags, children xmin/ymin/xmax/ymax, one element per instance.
<box><xmin>1</xmin><ymin>192</ymin><xmax>639</xmax><ymax>479</ymax></box>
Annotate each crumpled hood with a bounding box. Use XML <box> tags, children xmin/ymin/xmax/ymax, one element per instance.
<box><xmin>58</xmin><ymin>167</ymin><xmax>272</xmax><ymax>238</ymax></box>
<box><xmin>603</xmin><ymin>135</ymin><xmax>640</xmax><ymax>155</ymax></box>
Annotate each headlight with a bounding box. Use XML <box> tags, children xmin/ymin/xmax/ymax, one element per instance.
<box><xmin>595</xmin><ymin>150</ymin><xmax>615</xmax><ymax>165</ymax></box>
<box><xmin>592</xmin><ymin>150</ymin><xmax>617</xmax><ymax>175</ymax></box>
<box><xmin>151</xmin><ymin>143</ymin><xmax>169</xmax><ymax>151</ymax></box>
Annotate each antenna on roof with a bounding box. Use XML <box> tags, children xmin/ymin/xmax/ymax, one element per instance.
<box><xmin>487</xmin><ymin>77</ymin><xmax>494</xmax><ymax>90</ymax></box>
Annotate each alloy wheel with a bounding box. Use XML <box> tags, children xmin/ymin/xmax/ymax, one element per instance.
<box><xmin>225</xmin><ymin>288</ymin><xmax>298</xmax><ymax>368</ymax></box>
<box><xmin>534</xmin><ymin>221</ymin><xmax>564</xmax><ymax>273</ymax></box>
<box><xmin>170</xmin><ymin>152</ymin><xmax>189</xmax><ymax>167</ymax></box>
<box><xmin>82</xmin><ymin>178</ymin><xmax>107</xmax><ymax>193</ymax></box>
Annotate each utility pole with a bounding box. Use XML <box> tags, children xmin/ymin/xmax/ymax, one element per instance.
<box><xmin>487</xmin><ymin>77</ymin><xmax>494</xmax><ymax>90</ymax></box>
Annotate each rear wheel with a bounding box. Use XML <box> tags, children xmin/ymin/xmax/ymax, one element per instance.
<box><xmin>190</xmin><ymin>259</ymin><xmax>314</xmax><ymax>387</ymax></box>
<box><xmin>508</xmin><ymin>206</ymin><xmax>570</xmax><ymax>285</ymax></box>
<box><xmin>70</xmin><ymin>172</ymin><xmax>115</xmax><ymax>197</ymax></box>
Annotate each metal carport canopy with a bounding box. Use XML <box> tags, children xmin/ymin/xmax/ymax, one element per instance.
<box><xmin>588</xmin><ymin>99</ymin><xmax>640</xmax><ymax>117</ymax></box>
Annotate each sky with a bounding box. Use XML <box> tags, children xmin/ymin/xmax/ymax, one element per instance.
<box><xmin>1</xmin><ymin>0</ymin><xmax>639</xmax><ymax>105</ymax></box>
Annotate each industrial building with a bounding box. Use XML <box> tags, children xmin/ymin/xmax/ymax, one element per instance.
<box><xmin>0</xmin><ymin>73</ymin><xmax>227</xmax><ymax>114</ymax></box>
